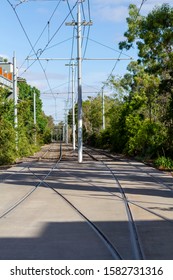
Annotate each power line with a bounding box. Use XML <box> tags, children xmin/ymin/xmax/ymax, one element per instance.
<box><xmin>19</xmin><ymin>0</ymin><xmax>78</xmax><ymax>76</ymax></box>
<box><xmin>19</xmin><ymin>0</ymin><xmax>62</xmax><ymax>70</ymax></box>
<box><xmin>86</xmin><ymin>38</ymin><xmax>132</xmax><ymax>58</ymax></box>
<box><xmin>87</xmin><ymin>0</ymin><xmax>91</xmax><ymax>21</ymax></box>
<box><xmin>34</xmin><ymin>38</ymin><xmax>75</xmax><ymax>63</ymax></box>
<box><xmin>82</xmin><ymin>0</ymin><xmax>91</xmax><ymax>59</ymax></box>
<box><xmin>11</xmin><ymin>0</ymin><xmax>79</xmax><ymax>125</ymax></box>
<box><xmin>82</xmin><ymin>24</ymin><xmax>91</xmax><ymax>59</ymax></box>
<box><xmin>7</xmin><ymin>0</ymin><xmax>59</xmax><ymax>108</ymax></box>
<box><xmin>66</xmin><ymin>0</ymin><xmax>76</xmax><ymax>22</ymax></box>
<box><xmin>45</xmin><ymin>1</ymin><xmax>78</xmax><ymax>47</ymax></box>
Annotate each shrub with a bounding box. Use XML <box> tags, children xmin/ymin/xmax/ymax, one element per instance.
<box><xmin>154</xmin><ymin>156</ymin><xmax>173</xmax><ymax>170</ymax></box>
<box><xmin>0</xmin><ymin>119</ymin><xmax>17</xmax><ymax>165</ymax></box>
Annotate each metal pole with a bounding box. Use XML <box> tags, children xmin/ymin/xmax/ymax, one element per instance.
<box><xmin>63</xmin><ymin>124</ymin><xmax>65</xmax><ymax>142</ymax></box>
<box><xmin>72</xmin><ymin>63</ymin><xmax>76</xmax><ymax>150</ymax></box>
<box><xmin>13</xmin><ymin>52</ymin><xmax>18</xmax><ymax>149</ymax></box>
<box><xmin>33</xmin><ymin>91</ymin><xmax>37</xmax><ymax>144</ymax></box>
<box><xmin>77</xmin><ymin>1</ymin><xmax>83</xmax><ymax>163</ymax></box>
<box><xmin>102</xmin><ymin>87</ymin><xmax>105</xmax><ymax>130</ymax></box>
<box><xmin>66</xmin><ymin>113</ymin><xmax>68</xmax><ymax>144</ymax></box>
<box><xmin>34</xmin><ymin>91</ymin><xmax>36</xmax><ymax>125</ymax></box>
<box><xmin>65</xmin><ymin>63</ymin><xmax>76</xmax><ymax>150</ymax></box>
<box><xmin>65</xmin><ymin>101</ymin><xmax>68</xmax><ymax>144</ymax></box>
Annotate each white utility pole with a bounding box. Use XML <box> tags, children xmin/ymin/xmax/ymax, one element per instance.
<box><xmin>102</xmin><ymin>87</ymin><xmax>105</xmax><ymax>130</ymax></box>
<box><xmin>65</xmin><ymin>63</ymin><xmax>76</xmax><ymax>150</ymax></box>
<box><xmin>66</xmin><ymin>113</ymin><xmax>69</xmax><ymax>144</ymax></box>
<box><xmin>72</xmin><ymin>63</ymin><xmax>76</xmax><ymax>151</ymax></box>
<box><xmin>27</xmin><ymin>0</ymin><xmax>131</xmax><ymax>162</ymax></box>
<box><xmin>13</xmin><ymin>52</ymin><xmax>18</xmax><ymax>148</ymax></box>
<box><xmin>33</xmin><ymin>91</ymin><xmax>37</xmax><ymax>144</ymax></box>
<box><xmin>77</xmin><ymin>1</ymin><xmax>83</xmax><ymax>162</ymax></box>
<box><xmin>63</xmin><ymin>123</ymin><xmax>65</xmax><ymax>142</ymax></box>
<box><xmin>65</xmin><ymin>0</ymin><xmax>92</xmax><ymax>162</ymax></box>
<box><xmin>64</xmin><ymin>100</ymin><xmax>69</xmax><ymax>144</ymax></box>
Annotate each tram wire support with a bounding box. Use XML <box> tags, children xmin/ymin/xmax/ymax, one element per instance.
<box><xmin>26</xmin><ymin>0</ymin><xmax>133</xmax><ymax>163</ymax></box>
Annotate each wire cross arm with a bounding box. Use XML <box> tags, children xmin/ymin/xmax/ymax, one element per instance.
<box><xmin>26</xmin><ymin>57</ymin><xmax>133</xmax><ymax>61</ymax></box>
<box><xmin>83</xmin><ymin>57</ymin><xmax>133</xmax><ymax>61</ymax></box>
<box><xmin>65</xmin><ymin>20</ymin><xmax>93</xmax><ymax>26</ymax></box>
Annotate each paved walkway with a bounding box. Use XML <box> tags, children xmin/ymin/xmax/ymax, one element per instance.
<box><xmin>0</xmin><ymin>145</ymin><xmax>173</xmax><ymax>259</ymax></box>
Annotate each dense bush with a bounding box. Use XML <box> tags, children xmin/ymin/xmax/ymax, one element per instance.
<box><xmin>154</xmin><ymin>157</ymin><xmax>173</xmax><ymax>170</ymax></box>
<box><xmin>0</xmin><ymin>82</ymin><xmax>53</xmax><ymax>165</ymax></box>
<box><xmin>79</xmin><ymin>4</ymin><xmax>173</xmax><ymax>165</ymax></box>
<box><xmin>0</xmin><ymin>119</ymin><xmax>17</xmax><ymax>165</ymax></box>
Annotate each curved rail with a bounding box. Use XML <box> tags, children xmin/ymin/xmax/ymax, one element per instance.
<box><xmin>0</xmin><ymin>142</ymin><xmax>62</xmax><ymax>219</ymax></box>
<box><xmin>83</xmin><ymin>147</ymin><xmax>145</xmax><ymax>259</ymax></box>
<box><xmin>83</xmin><ymin>146</ymin><xmax>173</xmax><ymax>259</ymax></box>
<box><xmin>27</xmin><ymin>144</ymin><xmax>122</xmax><ymax>260</ymax></box>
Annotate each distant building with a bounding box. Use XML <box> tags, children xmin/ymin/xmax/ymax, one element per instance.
<box><xmin>0</xmin><ymin>61</ymin><xmax>13</xmax><ymax>91</ymax></box>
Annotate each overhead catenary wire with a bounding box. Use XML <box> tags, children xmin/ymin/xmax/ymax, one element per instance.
<box><xmin>66</xmin><ymin>24</ymin><xmax>76</xmax><ymax>105</ymax></box>
<box><xmin>17</xmin><ymin>0</ymin><xmax>78</xmax><ymax>76</ymax></box>
<box><xmin>9</xmin><ymin>0</ymin><xmax>80</xmax><ymax>122</ymax></box>
<box><xmin>81</xmin><ymin>0</ymin><xmax>86</xmax><ymax>48</ymax></box>
<box><xmin>86</xmin><ymin>38</ymin><xmax>132</xmax><ymax>58</ymax></box>
<box><xmin>16</xmin><ymin>0</ymin><xmax>62</xmax><ymax>2</ymax></box>
<box><xmin>8</xmin><ymin>0</ymin><xmax>148</xmax><ymax>126</ymax></box>
<box><xmin>19</xmin><ymin>0</ymin><xmax>62</xmax><ymax>70</ymax></box>
<box><xmin>87</xmin><ymin>0</ymin><xmax>91</xmax><ymax>21</ymax></box>
<box><xmin>82</xmin><ymin>0</ymin><xmax>92</xmax><ymax>59</ymax></box>
<box><xmin>43</xmin><ymin>1</ymin><xmax>78</xmax><ymax>50</ymax></box>
<box><xmin>66</xmin><ymin>0</ymin><xmax>76</xmax><ymax>22</ymax></box>
<box><xmin>7</xmin><ymin>0</ymin><xmax>73</xmax><ymax>123</ymax></box>
<box><xmin>7</xmin><ymin>0</ymin><xmax>55</xmax><ymax>98</ymax></box>
<box><xmin>26</xmin><ymin>37</ymin><xmax>74</xmax><ymax>60</ymax></box>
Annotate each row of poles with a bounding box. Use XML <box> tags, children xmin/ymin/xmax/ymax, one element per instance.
<box><xmin>15</xmin><ymin>0</ymin><xmax>131</xmax><ymax>162</ymax></box>
<box><xmin>66</xmin><ymin>0</ymin><xmax>94</xmax><ymax>163</ymax></box>
<box><xmin>64</xmin><ymin>67</ymin><xmax>105</xmax><ymax>151</ymax></box>
<box><xmin>26</xmin><ymin>0</ymin><xmax>89</xmax><ymax>163</ymax></box>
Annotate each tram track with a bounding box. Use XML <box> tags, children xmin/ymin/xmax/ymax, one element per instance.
<box><xmin>83</xmin><ymin>146</ymin><xmax>144</xmax><ymax>259</ymax></box>
<box><xmin>0</xmin><ymin>143</ymin><xmax>61</xmax><ymax>219</ymax></box>
<box><xmin>1</xmin><ymin>143</ymin><xmax>173</xmax><ymax>259</ymax></box>
<box><xmin>27</xmin><ymin>145</ymin><xmax>123</xmax><ymax>260</ymax></box>
<box><xmin>83</xmin><ymin>146</ymin><xmax>173</xmax><ymax>259</ymax></box>
<box><xmin>83</xmin><ymin>146</ymin><xmax>173</xmax><ymax>222</ymax></box>
<box><xmin>0</xmin><ymin>143</ymin><xmax>122</xmax><ymax>259</ymax></box>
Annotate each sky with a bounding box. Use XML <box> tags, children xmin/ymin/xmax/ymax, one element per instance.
<box><xmin>1</xmin><ymin>0</ymin><xmax>173</xmax><ymax>124</ymax></box>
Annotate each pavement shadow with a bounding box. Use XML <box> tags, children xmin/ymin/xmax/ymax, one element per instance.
<box><xmin>0</xmin><ymin>220</ymin><xmax>173</xmax><ymax>260</ymax></box>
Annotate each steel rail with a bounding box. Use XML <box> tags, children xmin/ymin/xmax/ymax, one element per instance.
<box><xmin>27</xmin><ymin>145</ymin><xmax>123</xmax><ymax>260</ymax></box>
<box><xmin>0</xmin><ymin>143</ymin><xmax>62</xmax><ymax>219</ymax></box>
<box><xmin>83</xmin><ymin>146</ymin><xmax>145</xmax><ymax>259</ymax></box>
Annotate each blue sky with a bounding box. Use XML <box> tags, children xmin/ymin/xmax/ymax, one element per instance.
<box><xmin>1</xmin><ymin>0</ymin><xmax>173</xmax><ymax>123</ymax></box>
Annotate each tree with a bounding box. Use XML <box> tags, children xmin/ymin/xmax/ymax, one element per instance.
<box><xmin>0</xmin><ymin>80</ymin><xmax>53</xmax><ymax>165</ymax></box>
<box><xmin>119</xmin><ymin>3</ymin><xmax>173</xmax><ymax>156</ymax></box>
<box><xmin>119</xmin><ymin>4</ymin><xmax>173</xmax><ymax>98</ymax></box>
<box><xmin>18</xmin><ymin>81</ymin><xmax>52</xmax><ymax>146</ymax></box>
<box><xmin>0</xmin><ymin>88</ymin><xmax>16</xmax><ymax>164</ymax></box>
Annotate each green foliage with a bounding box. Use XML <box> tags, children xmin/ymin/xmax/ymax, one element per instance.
<box><xmin>119</xmin><ymin>4</ymin><xmax>143</xmax><ymax>50</ymax></box>
<box><xmin>42</xmin><ymin>128</ymin><xmax>52</xmax><ymax>144</ymax></box>
<box><xmin>0</xmin><ymin>118</ymin><xmax>17</xmax><ymax>165</ymax></box>
<box><xmin>83</xmin><ymin>3</ymin><xmax>173</xmax><ymax>161</ymax></box>
<box><xmin>154</xmin><ymin>157</ymin><xmax>173</xmax><ymax>170</ymax></box>
<box><xmin>125</xmin><ymin>119</ymin><xmax>166</xmax><ymax>157</ymax></box>
<box><xmin>105</xmin><ymin>3</ymin><xmax>173</xmax><ymax>160</ymax></box>
<box><xmin>0</xmin><ymin>81</ymin><xmax>52</xmax><ymax>165</ymax></box>
<box><xmin>79</xmin><ymin>94</ymin><xmax>115</xmax><ymax>143</ymax></box>
<box><xmin>18</xmin><ymin>81</ymin><xmax>52</xmax><ymax>147</ymax></box>
<box><xmin>87</xmin><ymin>129</ymin><xmax>111</xmax><ymax>149</ymax></box>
